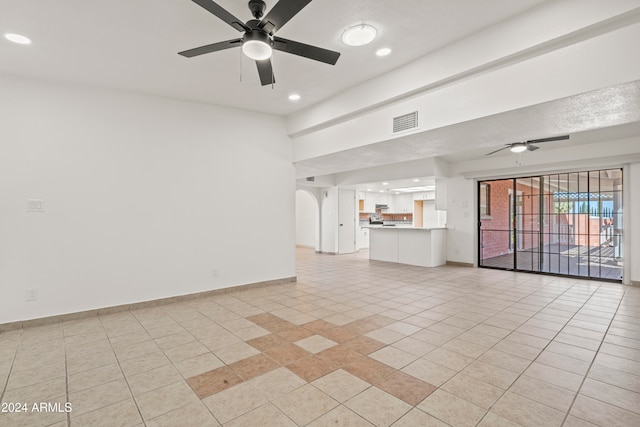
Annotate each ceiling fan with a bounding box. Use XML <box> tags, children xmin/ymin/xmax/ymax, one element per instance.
<box><xmin>485</xmin><ymin>135</ymin><xmax>570</xmax><ymax>156</ymax></box>
<box><xmin>179</xmin><ymin>0</ymin><xmax>341</xmax><ymax>86</ymax></box>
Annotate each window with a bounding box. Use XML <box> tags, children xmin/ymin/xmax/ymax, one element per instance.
<box><xmin>480</xmin><ymin>183</ymin><xmax>490</xmax><ymax>216</ymax></box>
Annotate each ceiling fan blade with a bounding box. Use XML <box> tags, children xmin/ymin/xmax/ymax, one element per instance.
<box><xmin>256</xmin><ymin>59</ymin><xmax>275</xmax><ymax>86</ymax></box>
<box><xmin>526</xmin><ymin>135</ymin><xmax>570</xmax><ymax>144</ymax></box>
<box><xmin>259</xmin><ymin>0</ymin><xmax>312</xmax><ymax>34</ymax></box>
<box><xmin>191</xmin><ymin>0</ymin><xmax>249</xmax><ymax>32</ymax></box>
<box><xmin>485</xmin><ymin>146</ymin><xmax>510</xmax><ymax>156</ymax></box>
<box><xmin>527</xmin><ymin>144</ymin><xmax>540</xmax><ymax>151</ymax></box>
<box><xmin>273</xmin><ymin>37</ymin><xmax>340</xmax><ymax>65</ymax></box>
<box><xmin>178</xmin><ymin>38</ymin><xmax>242</xmax><ymax>58</ymax></box>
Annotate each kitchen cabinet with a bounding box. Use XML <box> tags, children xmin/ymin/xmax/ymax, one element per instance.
<box><xmin>364</xmin><ymin>193</ymin><xmax>375</xmax><ymax>212</ymax></box>
<box><xmin>364</xmin><ymin>192</ymin><xmax>390</xmax><ymax>212</ymax></box>
<box><xmin>394</xmin><ymin>194</ymin><xmax>413</xmax><ymax>213</ymax></box>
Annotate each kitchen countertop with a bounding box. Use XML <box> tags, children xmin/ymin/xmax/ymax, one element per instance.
<box><xmin>362</xmin><ymin>225</ymin><xmax>447</xmax><ymax>230</ymax></box>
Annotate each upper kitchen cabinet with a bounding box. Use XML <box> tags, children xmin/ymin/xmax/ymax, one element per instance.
<box><xmin>393</xmin><ymin>193</ymin><xmax>413</xmax><ymax>213</ymax></box>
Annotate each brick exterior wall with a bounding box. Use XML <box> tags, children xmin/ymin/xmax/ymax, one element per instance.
<box><xmin>480</xmin><ymin>180</ymin><xmax>610</xmax><ymax>260</ymax></box>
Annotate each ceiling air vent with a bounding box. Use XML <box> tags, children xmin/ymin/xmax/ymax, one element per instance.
<box><xmin>393</xmin><ymin>111</ymin><xmax>418</xmax><ymax>133</ymax></box>
<box><xmin>306</xmin><ymin>176</ymin><xmax>315</xmax><ymax>182</ymax></box>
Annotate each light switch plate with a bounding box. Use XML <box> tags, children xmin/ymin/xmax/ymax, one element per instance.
<box><xmin>27</xmin><ymin>199</ymin><xmax>44</xmax><ymax>213</ymax></box>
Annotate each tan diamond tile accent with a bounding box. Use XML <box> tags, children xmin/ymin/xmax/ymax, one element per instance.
<box><xmin>277</xmin><ymin>326</ymin><xmax>316</xmax><ymax>342</ymax></box>
<box><xmin>247</xmin><ymin>333</ymin><xmax>289</xmax><ymax>352</ymax></box>
<box><xmin>186</xmin><ymin>366</ymin><xmax>243</xmax><ymax>399</ymax></box>
<box><xmin>303</xmin><ymin>319</ymin><xmax>337</xmax><ymax>333</ymax></box>
<box><xmin>319</xmin><ymin>326</ymin><xmax>359</xmax><ymax>343</ymax></box>
<box><xmin>286</xmin><ymin>355</ymin><xmax>337</xmax><ymax>382</ymax></box>
<box><xmin>264</xmin><ymin>342</ymin><xmax>312</xmax><ymax>365</ymax></box>
<box><xmin>343</xmin><ymin>335</ymin><xmax>387</xmax><ymax>355</ymax></box>
<box><xmin>228</xmin><ymin>353</ymin><xmax>279</xmax><ymax>381</ymax></box>
<box><xmin>344</xmin><ymin>356</ymin><xmax>398</xmax><ymax>384</ymax></box>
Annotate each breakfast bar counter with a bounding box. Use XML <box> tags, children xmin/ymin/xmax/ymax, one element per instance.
<box><xmin>365</xmin><ymin>226</ymin><xmax>447</xmax><ymax>267</ymax></box>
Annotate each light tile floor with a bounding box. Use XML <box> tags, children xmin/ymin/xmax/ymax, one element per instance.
<box><xmin>1</xmin><ymin>248</ymin><xmax>640</xmax><ymax>426</ymax></box>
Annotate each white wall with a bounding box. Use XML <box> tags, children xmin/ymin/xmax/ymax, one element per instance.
<box><xmin>295</xmin><ymin>190</ymin><xmax>318</xmax><ymax>249</ymax></box>
<box><xmin>0</xmin><ymin>75</ymin><xmax>295</xmax><ymax>324</ymax></box>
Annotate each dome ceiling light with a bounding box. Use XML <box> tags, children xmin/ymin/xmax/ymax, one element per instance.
<box><xmin>342</xmin><ymin>24</ymin><xmax>377</xmax><ymax>46</ymax></box>
<box><xmin>4</xmin><ymin>33</ymin><xmax>32</xmax><ymax>45</ymax></box>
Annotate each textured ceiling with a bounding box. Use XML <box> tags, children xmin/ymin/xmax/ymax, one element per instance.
<box><xmin>0</xmin><ymin>0</ymin><xmax>544</xmax><ymax>116</ymax></box>
<box><xmin>294</xmin><ymin>80</ymin><xmax>640</xmax><ymax>178</ymax></box>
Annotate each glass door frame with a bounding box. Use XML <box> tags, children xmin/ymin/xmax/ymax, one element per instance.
<box><xmin>477</xmin><ymin>169</ymin><xmax>623</xmax><ymax>283</ymax></box>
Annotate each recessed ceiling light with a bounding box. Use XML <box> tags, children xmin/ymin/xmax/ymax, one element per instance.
<box><xmin>379</xmin><ymin>190</ymin><xmax>385</xmax><ymax>193</ymax></box>
<box><xmin>4</xmin><ymin>33</ymin><xmax>31</xmax><ymax>45</ymax></box>
<box><xmin>413</xmin><ymin>179</ymin><xmax>420</xmax><ymax>182</ymax></box>
<box><xmin>376</xmin><ymin>48</ymin><xmax>391</xmax><ymax>57</ymax></box>
<box><xmin>382</xmin><ymin>182</ymin><xmax>389</xmax><ymax>185</ymax></box>
<box><xmin>342</xmin><ymin>24</ymin><xmax>377</xmax><ymax>47</ymax></box>
<box><xmin>366</xmin><ymin>188</ymin><xmax>372</xmax><ymax>192</ymax></box>
<box><xmin>288</xmin><ymin>94</ymin><xmax>301</xmax><ymax>101</ymax></box>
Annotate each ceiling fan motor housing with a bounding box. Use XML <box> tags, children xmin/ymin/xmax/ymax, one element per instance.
<box><xmin>248</xmin><ymin>0</ymin><xmax>267</xmax><ymax>19</ymax></box>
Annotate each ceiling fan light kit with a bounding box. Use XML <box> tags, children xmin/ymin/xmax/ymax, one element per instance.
<box><xmin>179</xmin><ymin>0</ymin><xmax>341</xmax><ymax>86</ymax></box>
<box><xmin>510</xmin><ymin>142</ymin><xmax>528</xmax><ymax>153</ymax></box>
<box><xmin>242</xmin><ymin>31</ymin><xmax>272</xmax><ymax>60</ymax></box>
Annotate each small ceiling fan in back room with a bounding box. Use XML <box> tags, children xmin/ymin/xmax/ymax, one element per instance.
<box><xmin>179</xmin><ymin>0</ymin><xmax>341</xmax><ymax>86</ymax></box>
<box><xmin>485</xmin><ymin>135</ymin><xmax>570</xmax><ymax>156</ymax></box>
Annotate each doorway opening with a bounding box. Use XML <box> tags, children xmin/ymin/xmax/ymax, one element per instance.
<box><xmin>479</xmin><ymin>169</ymin><xmax>623</xmax><ymax>281</ymax></box>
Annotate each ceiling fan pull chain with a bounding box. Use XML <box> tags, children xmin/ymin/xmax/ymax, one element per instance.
<box><xmin>239</xmin><ymin>49</ymin><xmax>243</xmax><ymax>82</ymax></box>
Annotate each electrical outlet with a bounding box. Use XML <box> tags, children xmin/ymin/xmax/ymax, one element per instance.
<box><xmin>26</xmin><ymin>289</ymin><xmax>38</xmax><ymax>301</ymax></box>
<box><xmin>211</xmin><ymin>268</ymin><xmax>219</xmax><ymax>277</ymax></box>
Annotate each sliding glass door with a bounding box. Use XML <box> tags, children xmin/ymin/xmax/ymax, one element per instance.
<box><xmin>478</xmin><ymin>169</ymin><xmax>623</xmax><ymax>281</ymax></box>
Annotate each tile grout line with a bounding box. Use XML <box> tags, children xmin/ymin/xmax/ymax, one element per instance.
<box><xmin>155</xmin><ymin>303</ymin><xmax>225</xmax><ymax>426</ymax></box>
<box><xmin>96</xmin><ymin>315</ymin><xmax>147</xmax><ymax>427</ymax></box>
<box><xmin>64</xmin><ymin>328</ymin><xmax>71</xmax><ymax>427</ymax></box>
<box><xmin>470</xmin><ymin>279</ymin><xmax>604</xmax><ymax>426</ymax></box>
<box><xmin>5</xmin><ymin>251</ymin><xmax>634</xmax><ymax>427</ymax></box>
<box><xmin>0</xmin><ymin>330</ymin><xmax>21</xmax><ymax>409</ymax></box>
<box><xmin>559</xmin><ymin>285</ymin><xmax>627</xmax><ymax>427</ymax></box>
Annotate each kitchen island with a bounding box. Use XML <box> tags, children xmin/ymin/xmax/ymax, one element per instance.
<box><xmin>365</xmin><ymin>226</ymin><xmax>447</xmax><ymax>267</ymax></box>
